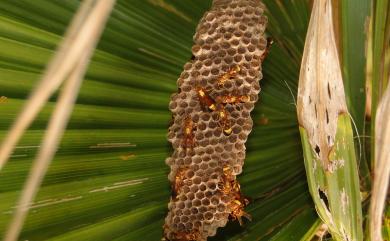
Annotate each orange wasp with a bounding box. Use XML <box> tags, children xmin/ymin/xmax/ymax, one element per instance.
<box><xmin>196</xmin><ymin>87</ymin><xmax>232</xmax><ymax>135</ymax></box>
<box><xmin>218</xmin><ymin>170</ymin><xmax>240</xmax><ymax>196</ymax></box>
<box><xmin>228</xmin><ymin>198</ymin><xmax>252</xmax><ymax>226</ymax></box>
<box><xmin>216</xmin><ymin>104</ymin><xmax>232</xmax><ymax>136</ymax></box>
<box><xmin>215</xmin><ymin>94</ymin><xmax>250</xmax><ymax>105</ymax></box>
<box><xmin>196</xmin><ymin>86</ymin><xmax>217</xmax><ymax>111</ymax></box>
<box><xmin>162</xmin><ymin>225</ymin><xmax>200</xmax><ymax>241</ymax></box>
<box><xmin>219</xmin><ymin>165</ymin><xmax>251</xmax><ymax>226</ymax></box>
<box><xmin>217</xmin><ymin>65</ymin><xmax>241</xmax><ymax>87</ymax></box>
<box><xmin>172</xmin><ymin>167</ymin><xmax>188</xmax><ymax>197</ymax></box>
<box><xmin>173</xmin><ymin>231</ymin><xmax>200</xmax><ymax>241</ymax></box>
<box><xmin>181</xmin><ymin>116</ymin><xmax>197</xmax><ymax>150</ymax></box>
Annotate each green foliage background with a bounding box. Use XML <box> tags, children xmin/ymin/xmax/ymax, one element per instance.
<box><xmin>0</xmin><ymin>0</ymin><xmax>374</xmax><ymax>240</ymax></box>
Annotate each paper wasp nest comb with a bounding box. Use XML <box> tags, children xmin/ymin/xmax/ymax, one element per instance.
<box><xmin>164</xmin><ymin>0</ymin><xmax>267</xmax><ymax>240</ymax></box>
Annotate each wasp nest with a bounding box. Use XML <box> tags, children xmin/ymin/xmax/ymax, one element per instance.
<box><xmin>164</xmin><ymin>0</ymin><xmax>268</xmax><ymax>240</ymax></box>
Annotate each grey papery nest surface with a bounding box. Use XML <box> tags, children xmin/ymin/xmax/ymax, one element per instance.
<box><xmin>163</xmin><ymin>0</ymin><xmax>268</xmax><ymax>240</ymax></box>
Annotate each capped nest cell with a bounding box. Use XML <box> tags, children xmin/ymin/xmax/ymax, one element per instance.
<box><xmin>163</xmin><ymin>0</ymin><xmax>268</xmax><ymax>240</ymax></box>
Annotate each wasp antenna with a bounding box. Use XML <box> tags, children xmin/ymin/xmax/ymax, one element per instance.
<box><xmin>238</xmin><ymin>217</ymin><xmax>244</xmax><ymax>226</ymax></box>
<box><xmin>243</xmin><ymin>212</ymin><xmax>252</xmax><ymax>222</ymax></box>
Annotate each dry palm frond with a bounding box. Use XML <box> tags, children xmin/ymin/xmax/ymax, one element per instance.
<box><xmin>370</xmin><ymin>81</ymin><xmax>390</xmax><ymax>241</ymax></box>
<box><xmin>0</xmin><ymin>0</ymin><xmax>114</xmax><ymax>169</ymax></box>
<box><xmin>297</xmin><ymin>0</ymin><xmax>363</xmax><ymax>240</ymax></box>
<box><xmin>1</xmin><ymin>1</ymin><xmax>116</xmax><ymax>241</ymax></box>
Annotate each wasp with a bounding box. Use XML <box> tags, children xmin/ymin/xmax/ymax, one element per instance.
<box><xmin>217</xmin><ymin>65</ymin><xmax>240</xmax><ymax>87</ymax></box>
<box><xmin>219</xmin><ymin>166</ymin><xmax>241</xmax><ymax>196</ymax></box>
<box><xmin>172</xmin><ymin>167</ymin><xmax>189</xmax><ymax>197</ymax></box>
<box><xmin>218</xmin><ymin>175</ymin><xmax>241</xmax><ymax>196</ymax></box>
<box><xmin>196</xmin><ymin>87</ymin><xmax>232</xmax><ymax>135</ymax></box>
<box><xmin>223</xmin><ymin>165</ymin><xmax>233</xmax><ymax>177</ymax></box>
<box><xmin>222</xmin><ymin>165</ymin><xmax>237</xmax><ymax>183</ymax></box>
<box><xmin>228</xmin><ymin>198</ymin><xmax>252</xmax><ymax>226</ymax></box>
<box><xmin>219</xmin><ymin>166</ymin><xmax>251</xmax><ymax>225</ymax></box>
<box><xmin>214</xmin><ymin>91</ymin><xmax>251</xmax><ymax>135</ymax></box>
<box><xmin>173</xmin><ymin>231</ymin><xmax>200</xmax><ymax>241</ymax></box>
<box><xmin>196</xmin><ymin>87</ymin><xmax>217</xmax><ymax>111</ymax></box>
<box><xmin>162</xmin><ymin>225</ymin><xmax>200</xmax><ymax>241</ymax></box>
<box><xmin>215</xmin><ymin>94</ymin><xmax>250</xmax><ymax>105</ymax></box>
<box><xmin>216</xmin><ymin>104</ymin><xmax>232</xmax><ymax>136</ymax></box>
<box><xmin>260</xmin><ymin>37</ymin><xmax>274</xmax><ymax>62</ymax></box>
<box><xmin>218</xmin><ymin>173</ymin><xmax>233</xmax><ymax>195</ymax></box>
<box><xmin>181</xmin><ymin>116</ymin><xmax>197</xmax><ymax>150</ymax></box>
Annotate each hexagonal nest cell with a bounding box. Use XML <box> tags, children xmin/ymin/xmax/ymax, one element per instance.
<box><xmin>163</xmin><ymin>0</ymin><xmax>268</xmax><ymax>240</ymax></box>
